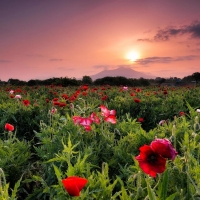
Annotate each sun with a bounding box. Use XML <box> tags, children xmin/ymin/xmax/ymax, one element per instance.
<box><xmin>126</xmin><ymin>51</ymin><xmax>140</xmax><ymax>62</ymax></box>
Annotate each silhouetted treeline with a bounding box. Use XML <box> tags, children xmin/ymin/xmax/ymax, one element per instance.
<box><xmin>0</xmin><ymin>72</ymin><xmax>199</xmax><ymax>86</ymax></box>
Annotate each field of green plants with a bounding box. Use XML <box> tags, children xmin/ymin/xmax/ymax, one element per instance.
<box><xmin>0</xmin><ymin>84</ymin><xmax>200</xmax><ymax>200</ymax></box>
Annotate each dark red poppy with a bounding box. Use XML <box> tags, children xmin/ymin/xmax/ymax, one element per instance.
<box><xmin>22</xmin><ymin>99</ymin><xmax>30</xmax><ymax>106</ymax></box>
<box><xmin>5</xmin><ymin>123</ymin><xmax>14</xmax><ymax>131</ymax></box>
<box><xmin>62</xmin><ymin>176</ymin><xmax>88</xmax><ymax>196</ymax></box>
<box><xmin>59</xmin><ymin>102</ymin><xmax>67</xmax><ymax>107</ymax></box>
<box><xmin>61</xmin><ymin>94</ymin><xmax>68</xmax><ymax>100</ymax></box>
<box><xmin>138</xmin><ymin>118</ymin><xmax>144</xmax><ymax>123</ymax></box>
<box><xmin>135</xmin><ymin>145</ymin><xmax>166</xmax><ymax>177</ymax></box>
<box><xmin>163</xmin><ymin>91</ymin><xmax>168</xmax><ymax>95</ymax></box>
<box><xmin>179</xmin><ymin>111</ymin><xmax>185</xmax><ymax>116</ymax></box>
<box><xmin>134</xmin><ymin>98</ymin><xmax>141</xmax><ymax>103</ymax></box>
<box><xmin>101</xmin><ymin>95</ymin><xmax>108</xmax><ymax>101</ymax></box>
<box><xmin>130</xmin><ymin>92</ymin><xmax>136</xmax><ymax>96</ymax></box>
<box><xmin>53</xmin><ymin>101</ymin><xmax>60</xmax><ymax>106</ymax></box>
<box><xmin>150</xmin><ymin>138</ymin><xmax>178</xmax><ymax>161</ymax></box>
<box><xmin>82</xmin><ymin>91</ymin><xmax>87</xmax><ymax>96</ymax></box>
<box><xmin>53</xmin><ymin>98</ymin><xmax>59</xmax><ymax>102</ymax></box>
<box><xmin>136</xmin><ymin>88</ymin><xmax>142</xmax><ymax>92</ymax></box>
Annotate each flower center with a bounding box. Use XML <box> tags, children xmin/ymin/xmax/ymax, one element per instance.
<box><xmin>147</xmin><ymin>154</ymin><xmax>157</xmax><ymax>163</ymax></box>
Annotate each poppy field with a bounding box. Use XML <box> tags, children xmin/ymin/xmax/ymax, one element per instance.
<box><xmin>0</xmin><ymin>84</ymin><xmax>200</xmax><ymax>199</ymax></box>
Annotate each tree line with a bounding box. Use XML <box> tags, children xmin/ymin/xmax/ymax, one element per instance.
<box><xmin>0</xmin><ymin>72</ymin><xmax>199</xmax><ymax>86</ymax></box>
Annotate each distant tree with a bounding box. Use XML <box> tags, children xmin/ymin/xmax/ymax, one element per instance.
<box><xmin>192</xmin><ymin>72</ymin><xmax>200</xmax><ymax>83</ymax></box>
<box><xmin>8</xmin><ymin>78</ymin><xmax>26</xmax><ymax>86</ymax></box>
<box><xmin>82</xmin><ymin>76</ymin><xmax>93</xmax><ymax>85</ymax></box>
<box><xmin>155</xmin><ymin>77</ymin><xmax>166</xmax><ymax>85</ymax></box>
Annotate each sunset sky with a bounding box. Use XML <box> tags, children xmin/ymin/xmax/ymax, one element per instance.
<box><xmin>1</xmin><ymin>0</ymin><xmax>200</xmax><ymax>81</ymax></box>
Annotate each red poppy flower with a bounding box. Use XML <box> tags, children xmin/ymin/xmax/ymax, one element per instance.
<box><xmin>130</xmin><ymin>92</ymin><xmax>136</xmax><ymax>96</ymax></box>
<box><xmin>53</xmin><ymin>98</ymin><xmax>59</xmax><ymax>102</ymax></box>
<box><xmin>61</xmin><ymin>94</ymin><xmax>68</xmax><ymax>100</ymax></box>
<box><xmin>150</xmin><ymin>138</ymin><xmax>178</xmax><ymax>161</ymax></box>
<box><xmin>135</xmin><ymin>145</ymin><xmax>166</xmax><ymax>177</ymax></box>
<box><xmin>22</xmin><ymin>99</ymin><xmax>30</xmax><ymax>106</ymax></box>
<box><xmin>5</xmin><ymin>123</ymin><xmax>14</xmax><ymax>131</ymax></box>
<box><xmin>138</xmin><ymin>118</ymin><xmax>144</xmax><ymax>123</ymax></box>
<box><xmin>62</xmin><ymin>176</ymin><xmax>88</xmax><ymax>196</ymax></box>
<box><xmin>163</xmin><ymin>91</ymin><xmax>168</xmax><ymax>95</ymax></box>
<box><xmin>53</xmin><ymin>101</ymin><xmax>60</xmax><ymax>106</ymax></box>
<box><xmin>101</xmin><ymin>95</ymin><xmax>108</xmax><ymax>101</ymax></box>
<box><xmin>82</xmin><ymin>91</ymin><xmax>87</xmax><ymax>96</ymax></box>
<box><xmin>59</xmin><ymin>102</ymin><xmax>67</xmax><ymax>107</ymax></box>
<box><xmin>134</xmin><ymin>98</ymin><xmax>141</xmax><ymax>103</ymax></box>
<box><xmin>136</xmin><ymin>88</ymin><xmax>142</xmax><ymax>92</ymax></box>
<box><xmin>179</xmin><ymin>111</ymin><xmax>185</xmax><ymax>116</ymax></box>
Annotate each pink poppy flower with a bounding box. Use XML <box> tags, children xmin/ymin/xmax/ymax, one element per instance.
<box><xmin>150</xmin><ymin>138</ymin><xmax>178</xmax><ymax>161</ymax></box>
<box><xmin>90</xmin><ymin>112</ymin><xmax>100</xmax><ymax>124</ymax></box>
<box><xmin>15</xmin><ymin>95</ymin><xmax>22</xmax><ymax>99</ymax></box>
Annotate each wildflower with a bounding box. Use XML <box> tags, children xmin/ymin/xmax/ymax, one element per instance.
<box><xmin>22</xmin><ymin>99</ymin><xmax>30</xmax><ymax>106</ymax></box>
<box><xmin>159</xmin><ymin>120</ymin><xmax>167</xmax><ymax>126</ymax></box>
<box><xmin>9</xmin><ymin>90</ymin><xmax>14</xmax><ymax>94</ymax></box>
<box><xmin>134</xmin><ymin>98</ymin><xmax>141</xmax><ymax>103</ymax></box>
<box><xmin>82</xmin><ymin>91</ymin><xmax>87</xmax><ymax>96</ymax></box>
<box><xmin>53</xmin><ymin>101</ymin><xmax>60</xmax><ymax>106</ymax></box>
<box><xmin>100</xmin><ymin>105</ymin><xmax>116</xmax><ymax>117</ymax></box>
<box><xmin>123</xmin><ymin>86</ymin><xmax>128</xmax><ymax>91</ymax></box>
<box><xmin>62</xmin><ymin>176</ymin><xmax>88</xmax><ymax>196</ymax></box>
<box><xmin>136</xmin><ymin>88</ymin><xmax>142</xmax><ymax>92</ymax></box>
<box><xmin>59</xmin><ymin>102</ymin><xmax>67</xmax><ymax>107</ymax></box>
<box><xmin>150</xmin><ymin>138</ymin><xmax>178</xmax><ymax>161</ymax></box>
<box><xmin>53</xmin><ymin>98</ymin><xmax>59</xmax><ymax>102</ymax></box>
<box><xmin>51</xmin><ymin>107</ymin><xmax>57</xmax><ymax>114</ymax></box>
<box><xmin>135</xmin><ymin>145</ymin><xmax>166</xmax><ymax>178</ymax></box>
<box><xmin>101</xmin><ymin>95</ymin><xmax>108</xmax><ymax>101</ymax></box>
<box><xmin>100</xmin><ymin>105</ymin><xmax>117</xmax><ymax>124</ymax></box>
<box><xmin>5</xmin><ymin>123</ymin><xmax>14</xmax><ymax>131</ymax></box>
<box><xmin>104</xmin><ymin>115</ymin><xmax>116</xmax><ymax>124</ymax></box>
<box><xmin>90</xmin><ymin>112</ymin><xmax>100</xmax><ymax>124</ymax></box>
<box><xmin>196</xmin><ymin>109</ymin><xmax>200</xmax><ymax>113</ymax></box>
<box><xmin>61</xmin><ymin>94</ymin><xmax>68</xmax><ymax>100</ymax></box>
<box><xmin>138</xmin><ymin>118</ymin><xmax>144</xmax><ymax>123</ymax></box>
<box><xmin>163</xmin><ymin>91</ymin><xmax>168</xmax><ymax>95</ymax></box>
<box><xmin>130</xmin><ymin>92</ymin><xmax>136</xmax><ymax>96</ymax></box>
<box><xmin>14</xmin><ymin>95</ymin><xmax>22</xmax><ymax>99</ymax></box>
<box><xmin>179</xmin><ymin>111</ymin><xmax>185</xmax><ymax>116</ymax></box>
<box><xmin>72</xmin><ymin>116</ymin><xmax>93</xmax><ymax>131</ymax></box>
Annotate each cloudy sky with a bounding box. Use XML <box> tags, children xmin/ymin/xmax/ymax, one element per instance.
<box><xmin>0</xmin><ymin>0</ymin><xmax>200</xmax><ymax>81</ymax></box>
